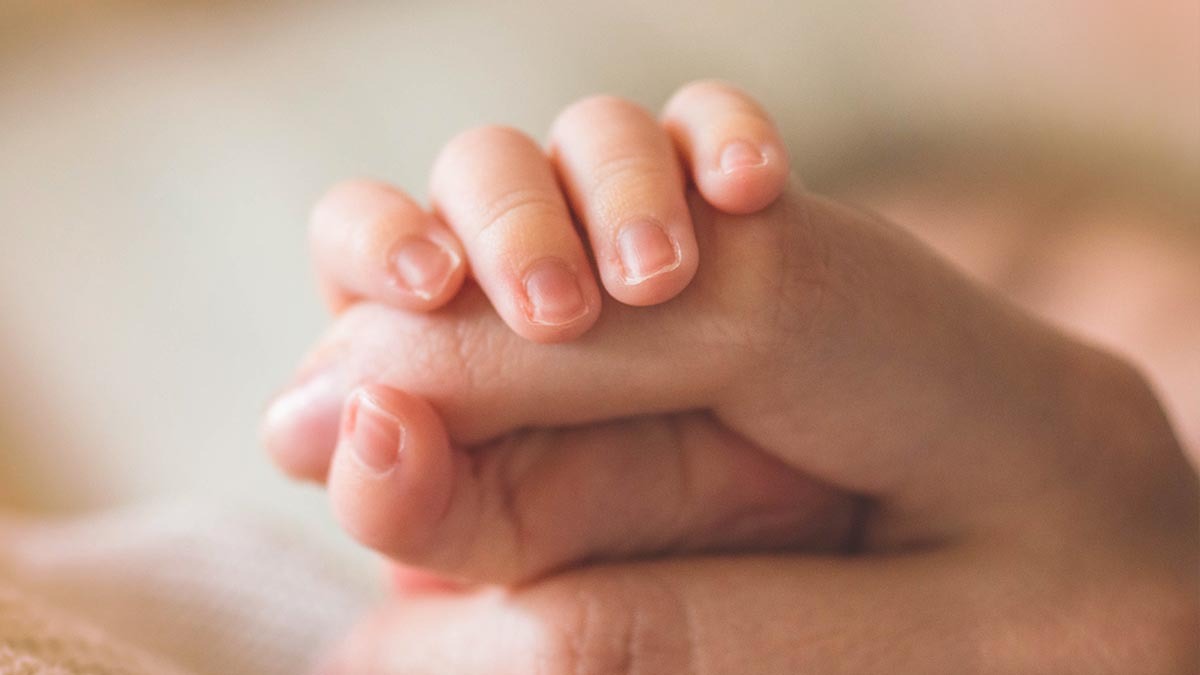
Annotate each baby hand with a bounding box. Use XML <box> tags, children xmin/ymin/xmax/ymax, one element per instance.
<box><xmin>307</xmin><ymin>81</ymin><xmax>789</xmax><ymax>343</ymax></box>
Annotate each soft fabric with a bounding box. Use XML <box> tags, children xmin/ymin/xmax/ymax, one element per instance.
<box><xmin>0</xmin><ymin>503</ymin><xmax>376</xmax><ymax>675</ymax></box>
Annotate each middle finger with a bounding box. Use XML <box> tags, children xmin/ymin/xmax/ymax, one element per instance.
<box><xmin>430</xmin><ymin>125</ymin><xmax>602</xmax><ymax>343</ymax></box>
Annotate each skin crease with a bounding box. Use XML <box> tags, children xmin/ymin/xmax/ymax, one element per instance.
<box><xmin>854</xmin><ymin>177</ymin><xmax>1200</xmax><ymax>468</ymax></box>
<box><xmin>258</xmin><ymin>78</ymin><xmax>1198</xmax><ymax>673</ymax></box>
<box><xmin>281</xmin><ymin>183</ymin><xmax>1198</xmax><ymax>673</ymax></box>
<box><xmin>303</xmin><ymin>83</ymin><xmax>789</xmax><ymax>345</ymax></box>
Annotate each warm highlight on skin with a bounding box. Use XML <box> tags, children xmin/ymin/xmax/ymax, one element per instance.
<box><xmin>264</xmin><ymin>82</ymin><xmax>1198</xmax><ymax>674</ymax></box>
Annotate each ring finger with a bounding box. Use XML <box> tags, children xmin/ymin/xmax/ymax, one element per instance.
<box><xmin>430</xmin><ymin>126</ymin><xmax>602</xmax><ymax>343</ymax></box>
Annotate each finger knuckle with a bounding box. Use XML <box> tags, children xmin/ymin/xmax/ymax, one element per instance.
<box><xmin>722</xmin><ymin>110</ymin><xmax>776</xmax><ymax>139</ymax></box>
<box><xmin>529</xmin><ymin>573</ymin><xmax>698</xmax><ymax>675</ymax></box>
<box><xmin>473</xmin><ymin>187</ymin><xmax>564</xmax><ymax>244</ymax></box>
<box><xmin>420</xmin><ymin>314</ymin><xmax>496</xmax><ymax>395</ymax></box>
<box><xmin>328</xmin><ymin>304</ymin><xmax>490</xmax><ymax>399</ymax></box>
<box><xmin>590</xmin><ymin>152</ymin><xmax>673</xmax><ymax>194</ymax></box>
<box><xmin>468</xmin><ymin>431</ymin><xmax>552</xmax><ymax>581</ymax></box>
<box><xmin>687</xmin><ymin>189</ymin><xmax>824</xmax><ymax>361</ymax></box>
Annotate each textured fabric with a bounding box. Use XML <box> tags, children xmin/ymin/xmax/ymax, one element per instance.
<box><xmin>0</xmin><ymin>584</ymin><xmax>184</xmax><ymax>675</ymax></box>
<box><xmin>0</xmin><ymin>503</ymin><xmax>377</xmax><ymax>675</ymax></box>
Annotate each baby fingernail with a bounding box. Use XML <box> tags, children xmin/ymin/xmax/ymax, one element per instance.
<box><xmin>719</xmin><ymin>140</ymin><xmax>768</xmax><ymax>174</ymax></box>
<box><xmin>346</xmin><ymin>390</ymin><xmax>404</xmax><ymax>474</ymax></box>
<box><xmin>391</xmin><ymin>237</ymin><xmax>458</xmax><ymax>300</ymax></box>
<box><xmin>522</xmin><ymin>258</ymin><xmax>587</xmax><ymax>326</ymax></box>
<box><xmin>617</xmin><ymin>220</ymin><xmax>681</xmax><ymax>284</ymax></box>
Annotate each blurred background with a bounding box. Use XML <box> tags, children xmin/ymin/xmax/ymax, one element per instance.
<box><xmin>1</xmin><ymin>0</ymin><xmax>1197</xmax><ymax>547</ymax></box>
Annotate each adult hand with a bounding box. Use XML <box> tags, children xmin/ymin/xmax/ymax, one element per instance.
<box><xmin>268</xmin><ymin>190</ymin><xmax>1196</xmax><ymax>673</ymax></box>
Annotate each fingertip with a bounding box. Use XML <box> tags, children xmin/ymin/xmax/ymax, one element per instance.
<box><xmin>430</xmin><ymin>125</ymin><xmax>602</xmax><ymax>344</ymax></box>
<box><xmin>701</xmin><ymin>140</ymin><xmax>790</xmax><ymax>214</ymax></box>
<box><xmin>510</xmin><ymin>258</ymin><xmax>604</xmax><ymax>343</ymax></box>
<box><xmin>601</xmin><ymin>217</ymin><xmax>700</xmax><ymax>307</ymax></box>
<box><xmin>386</xmin><ymin>228</ymin><xmax>469</xmax><ymax>311</ymax></box>
<box><xmin>310</xmin><ymin>179</ymin><xmax>469</xmax><ymax>315</ymax></box>
<box><xmin>260</xmin><ymin>371</ymin><xmax>346</xmax><ymax>484</ymax></box>
<box><xmin>309</xmin><ymin>178</ymin><xmax>387</xmax><ymax>224</ymax></box>
<box><xmin>662</xmin><ymin>80</ymin><xmax>792</xmax><ymax>215</ymax></box>
<box><xmin>328</xmin><ymin>385</ymin><xmax>456</xmax><ymax>559</ymax></box>
<box><xmin>549</xmin><ymin>94</ymin><xmax>700</xmax><ymax>310</ymax></box>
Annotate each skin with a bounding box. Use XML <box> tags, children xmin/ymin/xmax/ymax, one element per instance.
<box><xmin>307</xmin><ymin>81</ymin><xmax>788</xmax><ymax>342</ymax></box>
<box><xmin>262</xmin><ymin>84</ymin><xmax>1199</xmax><ymax>673</ymax></box>
<box><xmin>852</xmin><ymin>175</ymin><xmax>1200</xmax><ymax>466</ymax></box>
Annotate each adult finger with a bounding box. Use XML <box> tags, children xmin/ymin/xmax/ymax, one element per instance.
<box><xmin>319</xmin><ymin>551</ymin><xmax>1092</xmax><ymax>675</ymax></box>
<box><xmin>327</xmin><ymin>384</ymin><xmax>856</xmax><ymax>585</ymax></box>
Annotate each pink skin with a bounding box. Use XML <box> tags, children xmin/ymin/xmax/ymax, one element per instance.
<box><xmin>269</xmin><ymin>81</ymin><xmax>793</xmax><ymax>480</ymax></box>
<box><xmin>262</xmin><ymin>81</ymin><xmax>809</xmax><ymax>587</ymax></box>
<box><xmin>303</xmin><ymin>0</ymin><xmax>1198</xmax><ymax>663</ymax></box>
<box><xmin>548</xmin><ymin>95</ymin><xmax>700</xmax><ymax>308</ymax></box>
<box><xmin>296</xmin><ymin>185</ymin><xmax>1197</xmax><ymax>673</ymax></box>
<box><xmin>309</xmin><ymin>181</ymin><xmax>469</xmax><ymax>314</ymax></box>
<box><xmin>267</xmin><ymin>79</ymin><xmax>1197</xmax><ymax>672</ymax></box>
<box><xmin>266</xmin><ymin>179</ymin><xmax>1195</xmax><ymax>605</ymax></box>
<box><xmin>327</xmin><ymin>383</ymin><xmax>854</xmax><ymax>584</ymax></box>
<box><xmin>661</xmin><ymin>80</ymin><xmax>790</xmax><ymax>214</ymax></box>
<box><xmin>306</xmin><ymin>81</ymin><xmax>790</xmax><ymax>343</ymax></box>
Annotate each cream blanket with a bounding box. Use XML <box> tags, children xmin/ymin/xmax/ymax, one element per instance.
<box><xmin>0</xmin><ymin>504</ymin><xmax>374</xmax><ymax>675</ymax></box>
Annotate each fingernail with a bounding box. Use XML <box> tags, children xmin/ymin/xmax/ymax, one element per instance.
<box><xmin>719</xmin><ymin>140</ymin><xmax>768</xmax><ymax>174</ymax></box>
<box><xmin>345</xmin><ymin>390</ymin><xmax>404</xmax><ymax>475</ymax></box>
<box><xmin>616</xmin><ymin>220</ymin><xmax>681</xmax><ymax>284</ymax></box>
<box><xmin>522</xmin><ymin>258</ymin><xmax>587</xmax><ymax>326</ymax></box>
<box><xmin>391</xmin><ymin>237</ymin><xmax>458</xmax><ymax>301</ymax></box>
